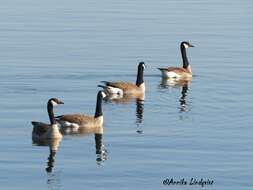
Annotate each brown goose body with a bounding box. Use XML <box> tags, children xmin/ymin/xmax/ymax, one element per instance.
<box><xmin>56</xmin><ymin>91</ymin><xmax>106</xmax><ymax>131</ymax></box>
<box><xmin>56</xmin><ymin>114</ymin><xmax>103</xmax><ymax>128</ymax></box>
<box><xmin>158</xmin><ymin>67</ymin><xmax>192</xmax><ymax>80</ymax></box>
<box><xmin>32</xmin><ymin>122</ymin><xmax>49</xmax><ymax>135</ymax></box>
<box><xmin>59</xmin><ymin>117</ymin><xmax>104</xmax><ymax>136</ymax></box>
<box><xmin>100</xmin><ymin>81</ymin><xmax>145</xmax><ymax>94</ymax></box>
<box><xmin>99</xmin><ymin>62</ymin><xmax>146</xmax><ymax>95</ymax></box>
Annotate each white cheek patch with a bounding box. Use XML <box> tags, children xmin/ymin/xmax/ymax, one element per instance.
<box><xmin>142</xmin><ymin>64</ymin><xmax>146</xmax><ymax>69</ymax></box>
<box><xmin>51</xmin><ymin>100</ymin><xmax>58</xmax><ymax>106</ymax></box>
<box><xmin>183</xmin><ymin>43</ymin><xmax>189</xmax><ymax>49</ymax></box>
<box><xmin>101</xmin><ymin>91</ymin><xmax>106</xmax><ymax>98</ymax></box>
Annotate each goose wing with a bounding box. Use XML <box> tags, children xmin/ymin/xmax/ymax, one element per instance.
<box><xmin>158</xmin><ymin>67</ymin><xmax>189</xmax><ymax>74</ymax></box>
<box><xmin>56</xmin><ymin>114</ymin><xmax>93</xmax><ymax>126</ymax></box>
<box><xmin>101</xmin><ymin>81</ymin><xmax>137</xmax><ymax>91</ymax></box>
<box><xmin>31</xmin><ymin>121</ymin><xmax>49</xmax><ymax>135</ymax></box>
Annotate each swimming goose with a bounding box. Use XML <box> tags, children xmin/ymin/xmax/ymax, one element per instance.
<box><xmin>56</xmin><ymin>91</ymin><xmax>106</xmax><ymax>129</ymax></box>
<box><xmin>98</xmin><ymin>62</ymin><xmax>146</xmax><ymax>95</ymax></box>
<box><xmin>31</xmin><ymin>98</ymin><xmax>64</xmax><ymax>141</ymax></box>
<box><xmin>158</xmin><ymin>41</ymin><xmax>194</xmax><ymax>79</ymax></box>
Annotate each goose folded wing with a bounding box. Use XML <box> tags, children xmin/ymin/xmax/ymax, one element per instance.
<box><xmin>166</xmin><ymin>67</ymin><xmax>189</xmax><ymax>73</ymax></box>
<box><xmin>102</xmin><ymin>81</ymin><xmax>137</xmax><ymax>90</ymax></box>
<box><xmin>31</xmin><ymin>122</ymin><xmax>49</xmax><ymax>135</ymax></box>
<box><xmin>56</xmin><ymin>114</ymin><xmax>92</xmax><ymax>125</ymax></box>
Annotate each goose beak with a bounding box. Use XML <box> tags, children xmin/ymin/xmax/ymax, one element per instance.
<box><xmin>58</xmin><ymin>100</ymin><xmax>64</xmax><ymax>104</ymax></box>
<box><xmin>189</xmin><ymin>44</ymin><xmax>195</xmax><ymax>47</ymax></box>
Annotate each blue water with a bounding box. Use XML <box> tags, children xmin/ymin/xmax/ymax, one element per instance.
<box><xmin>0</xmin><ymin>0</ymin><xmax>253</xmax><ymax>189</ymax></box>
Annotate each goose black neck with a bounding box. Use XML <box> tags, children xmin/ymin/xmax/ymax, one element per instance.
<box><xmin>180</xmin><ymin>45</ymin><xmax>189</xmax><ymax>69</ymax></box>
<box><xmin>47</xmin><ymin>103</ymin><xmax>56</xmax><ymax>125</ymax></box>
<box><xmin>95</xmin><ymin>93</ymin><xmax>103</xmax><ymax>118</ymax></box>
<box><xmin>136</xmin><ymin>67</ymin><xmax>144</xmax><ymax>86</ymax></box>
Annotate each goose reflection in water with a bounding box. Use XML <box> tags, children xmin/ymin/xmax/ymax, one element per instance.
<box><xmin>160</xmin><ymin>78</ymin><xmax>190</xmax><ymax>113</ymax></box>
<box><xmin>179</xmin><ymin>84</ymin><xmax>188</xmax><ymax>112</ymax></box>
<box><xmin>104</xmin><ymin>93</ymin><xmax>145</xmax><ymax>134</ymax></box>
<box><xmin>60</xmin><ymin>125</ymin><xmax>107</xmax><ymax>165</ymax></box>
<box><xmin>135</xmin><ymin>99</ymin><xmax>144</xmax><ymax>134</ymax></box>
<box><xmin>95</xmin><ymin>133</ymin><xmax>107</xmax><ymax>165</ymax></box>
<box><xmin>32</xmin><ymin>138</ymin><xmax>62</xmax><ymax>173</ymax></box>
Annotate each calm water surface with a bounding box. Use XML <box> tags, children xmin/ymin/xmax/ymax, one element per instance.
<box><xmin>0</xmin><ymin>0</ymin><xmax>253</xmax><ymax>189</ymax></box>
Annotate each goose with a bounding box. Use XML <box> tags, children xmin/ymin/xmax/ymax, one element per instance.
<box><xmin>31</xmin><ymin>98</ymin><xmax>64</xmax><ymax>141</ymax></box>
<box><xmin>158</xmin><ymin>41</ymin><xmax>194</xmax><ymax>79</ymax></box>
<box><xmin>56</xmin><ymin>91</ymin><xmax>106</xmax><ymax>129</ymax></box>
<box><xmin>98</xmin><ymin>62</ymin><xmax>146</xmax><ymax>95</ymax></box>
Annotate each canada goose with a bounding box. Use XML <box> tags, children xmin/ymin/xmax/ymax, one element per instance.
<box><xmin>31</xmin><ymin>98</ymin><xmax>64</xmax><ymax>141</ymax></box>
<box><xmin>158</xmin><ymin>41</ymin><xmax>194</xmax><ymax>79</ymax></box>
<box><xmin>98</xmin><ymin>62</ymin><xmax>146</xmax><ymax>95</ymax></box>
<box><xmin>56</xmin><ymin>91</ymin><xmax>106</xmax><ymax>129</ymax></box>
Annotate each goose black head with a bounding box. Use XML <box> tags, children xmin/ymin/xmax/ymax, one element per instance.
<box><xmin>98</xmin><ymin>90</ymin><xmax>107</xmax><ymax>99</ymax></box>
<box><xmin>48</xmin><ymin>98</ymin><xmax>64</xmax><ymax>107</ymax></box>
<box><xmin>138</xmin><ymin>62</ymin><xmax>146</xmax><ymax>71</ymax></box>
<box><xmin>136</xmin><ymin>62</ymin><xmax>146</xmax><ymax>86</ymax></box>
<box><xmin>181</xmin><ymin>41</ymin><xmax>194</xmax><ymax>49</ymax></box>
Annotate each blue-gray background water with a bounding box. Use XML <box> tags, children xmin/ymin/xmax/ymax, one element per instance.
<box><xmin>0</xmin><ymin>0</ymin><xmax>252</xmax><ymax>189</ymax></box>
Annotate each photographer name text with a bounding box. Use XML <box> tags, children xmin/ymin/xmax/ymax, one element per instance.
<box><xmin>163</xmin><ymin>178</ymin><xmax>214</xmax><ymax>187</ymax></box>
